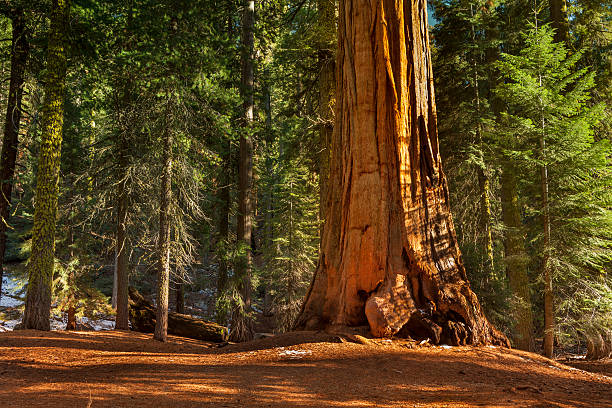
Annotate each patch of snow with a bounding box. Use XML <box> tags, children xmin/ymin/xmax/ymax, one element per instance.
<box><xmin>278</xmin><ymin>349</ymin><xmax>312</xmax><ymax>359</ymax></box>
<box><xmin>0</xmin><ymin>319</ymin><xmax>21</xmax><ymax>331</ymax></box>
<box><xmin>440</xmin><ymin>344</ymin><xmax>453</xmax><ymax>349</ymax></box>
<box><xmin>83</xmin><ymin>317</ymin><xmax>115</xmax><ymax>331</ymax></box>
<box><xmin>1</xmin><ymin>275</ymin><xmax>24</xmax><ymax>307</ymax></box>
<box><xmin>486</xmin><ymin>345</ymin><xmax>497</xmax><ymax>348</ymax></box>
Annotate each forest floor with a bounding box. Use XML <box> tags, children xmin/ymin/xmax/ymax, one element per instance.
<box><xmin>0</xmin><ymin>330</ymin><xmax>610</xmax><ymax>407</ymax></box>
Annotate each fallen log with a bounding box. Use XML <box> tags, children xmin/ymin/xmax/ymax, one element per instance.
<box><xmin>128</xmin><ymin>287</ymin><xmax>228</xmax><ymax>342</ymax></box>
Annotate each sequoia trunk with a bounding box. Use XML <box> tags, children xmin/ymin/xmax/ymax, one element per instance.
<box><xmin>0</xmin><ymin>9</ymin><xmax>28</xmax><ymax>300</ymax></box>
<box><xmin>295</xmin><ymin>0</ymin><xmax>507</xmax><ymax>346</ymax></box>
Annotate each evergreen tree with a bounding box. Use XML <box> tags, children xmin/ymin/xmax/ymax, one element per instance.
<box><xmin>495</xmin><ymin>24</ymin><xmax>611</xmax><ymax>356</ymax></box>
<box><xmin>22</xmin><ymin>0</ymin><xmax>70</xmax><ymax>330</ymax></box>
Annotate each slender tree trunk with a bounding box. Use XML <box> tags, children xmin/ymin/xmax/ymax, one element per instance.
<box><xmin>114</xmin><ymin>149</ymin><xmax>130</xmax><ymax>329</ymax></box>
<box><xmin>216</xmin><ymin>142</ymin><xmax>230</xmax><ymax>303</ymax></box>
<box><xmin>262</xmin><ymin>72</ymin><xmax>273</xmax><ymax>253</ymax></box>
<box><xmin>469</xmin><ymin>5</ymin><xmax>494</xmax><ymax>278</ymax></box>
<box><xmin>154</xmin><ymin>100</ymin><xmax>173</xmax><ymax>342</ymax></box>
<box><xmin>540</xmin><ymin>113</ymin><xmax>554</xmax><ymax>358</ymax></box>
<box><xmin>549</xmin><ymin>0</ymin><xmax>570</xmax><ymax>45</ymax></box>
<box><xmin>500</xmin><ymin>164</ymin><xmax>534</xmax><ymax>351</ymax></box>
<box><xmin>112</xmin><ymin>247</ymin><xmax>118</xmax><ymax>309</ymax></box>
<box><xmin>22</xmin><ymin>0</ymin><xmax>70</xmax><ymax>330</ymax></box>
<box><xmin>317</xmin><ymin>0</ymin><xmax>335</xmax><ymax>226</ymax></box>
<box><xmin>295</xmin><ymin>0</ymin><xmax>507</xmax><ymax>346</ymax></box>
<box><xmin>0</xmin><ymin>9</ymin><xmax>29</xmax><ymax>302</ymax></box>
<box><xmin>534</xmin><ymin>11</ymin><xmax>554</xmax><ymax>356</ymax></box>
<box><xmin>114</xmin><ymin>4</ymin><xmax>134</xmax><ymax>331</ymax></box>
<box><xmin>477</xmin><ymin>171</ymin><xmax>494</xmax><ymax>275</ymax></box>
<box><xmin>230</xmin><ymin>0</ymin><xmax>255</xmax><ymax>342</ymax></box>
<box><xmin>216</xmin><ymin>2</ymin><xmax>235</xmax><ymax>316</ymax></box>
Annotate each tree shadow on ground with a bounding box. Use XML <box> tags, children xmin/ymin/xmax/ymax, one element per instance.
<box><xmin>1</xmin><ymin>330</ymin><xmax>610</xmax><ymax>407</ymax></box>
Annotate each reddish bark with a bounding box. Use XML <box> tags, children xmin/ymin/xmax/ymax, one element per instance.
<box><xmin>295</xmin><ymin>0</ymin><xmax>508</xmax><ymax>346</ymax></box>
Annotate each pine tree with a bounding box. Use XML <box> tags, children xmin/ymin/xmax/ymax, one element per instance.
<box><xmin>495</xmin><ymin>24</ymin><xmax>611</xmax><ymax>357</ymax></box>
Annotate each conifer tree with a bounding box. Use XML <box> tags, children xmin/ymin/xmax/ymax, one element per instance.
<box><xmin>495</xmin><ymin>24</ymin><xmax>611</xmax><ymax>357</ymax></box>
<box><xmin>22</xmin><ymin>0</ymin><xmax>70</xmax><ymax>330</ymax></box>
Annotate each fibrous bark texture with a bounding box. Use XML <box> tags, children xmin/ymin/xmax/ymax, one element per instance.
<box><xmin>295</xmin><ymin>0</ymin><xmax>508</xmax><ymax>347</ymax></box>
<box><xmin>22</xmin><ymin>0</ymin><xmax>69</xmax><ymax>330</ymax></box>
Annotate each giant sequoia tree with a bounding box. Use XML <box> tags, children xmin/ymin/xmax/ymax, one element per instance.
<box><xmin>295</xmin><ymin>0</ymin><xmax>508</xmax><ymax>346</ymax></box>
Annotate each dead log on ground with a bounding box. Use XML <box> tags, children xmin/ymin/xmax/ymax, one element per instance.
<box><xmin>128</xmin><ymin>287</ymin><xmax>227</xmax><ymax>342</ymax></box>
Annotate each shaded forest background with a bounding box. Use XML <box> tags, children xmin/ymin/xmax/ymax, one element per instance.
<box><xmin>0</xmin><ymin>0</ymin><xmax>609</xmax><ymax>356</ymax></box>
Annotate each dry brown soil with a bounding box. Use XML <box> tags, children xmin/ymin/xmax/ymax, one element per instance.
<box><xmin>0</xmin><ymin>330</ymin><xmax>610</xmax><ymax>407</ymax></box>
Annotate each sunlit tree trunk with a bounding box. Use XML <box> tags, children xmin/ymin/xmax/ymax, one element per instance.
<box><xmin>295</xmin><ymin>0</ymin><xmax>507</xmax><ymax>346</ymax></box>
<box><xmin>22</xmin><ymin>0</ymin><xmax>70</xmax><ymax>330</ymax></box>
<box><xmin>231</xmin><ymin>0</ymin><xmax>255</xmax><ymax>342</ymax></box>
<box><xmin>0</xmin><ymin>9</ymin><xmax>28</xmax><ymax>301</ymax></box>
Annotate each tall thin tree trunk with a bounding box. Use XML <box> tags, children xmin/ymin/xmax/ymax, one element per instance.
<box><xmin>541</xmin><ymin>151</ymin><xmax>554</xmax><ymax>358</ymax></box>
<box><xmin>295</xmin><ymin>0</ymin><xmax>507</xmax><ymax>346</ymax></box>
<box><xmin>535</xmin><ymin>13</ymin><xmax>554</xmax><ymax>357</ymax></box>
<box><xmin>112</xmin><ymin>247</ymin><xmax>118</xmax><ymax>309</ymax></box>
<box><xmin>540</xmin><ymin>104</ymin><xmax>554</xmax><ymax>358</ymax></box>
<box><xmin>216</xmin><ymin>141</ymin><xmax>230</xmax><ymax>305</ymax></box>
<box><xmin>317</xmin><ymin>0</ymin><xmax>335</xmax><ymax>226</ymax></box>
<box><xmin>114</xmin><ymin>4</ymin><xmax>134</xmax><ymax>331</ymax></box>
<box><xmin>500</xmin><ymin>164</ymin><xmax>534</xmax><ymax>351</ymax></box>
<box><xmin>114</xmin><ymin>146</ymin><xmax>130</xmax><ymax>329</ymax></box>
<box><xmin>231</xmin><ymin>0</ymin><xmax>255</xmax><ymax>342</ymax></box>
<box><xmin>22</xmin><ymin>0</ymin><xmax>70</xmax><ymax>330</ymax></box>
<box><xmin>216</xmin><ymin>2</ymin><xmax>235</xmax><ymax>318</ymax></box>
<box><xmin>0</xmin><ymin>9</ymin><xmax>28</xmax><ymax>301</ymax></box>
<box><xmin>469</xmin><ymin>5</ymin><xmax>494</xmax><ymax>278</ymax></box>
<box><xmin>154</xmin><ymin>99</ymin><xmax>173</xmax><ymax>342</ymax></box>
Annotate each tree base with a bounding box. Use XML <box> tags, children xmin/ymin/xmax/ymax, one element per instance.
<box><xmin>297</xmin><ymin>267</ymin><xmax>509</xmax><ymax>347</ymax></box>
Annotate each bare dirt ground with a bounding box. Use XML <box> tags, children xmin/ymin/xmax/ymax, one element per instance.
<box><xmin>0</xmin><ymin>330</ymin><xmax>610</xmax><ymax>408</ymax></box>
